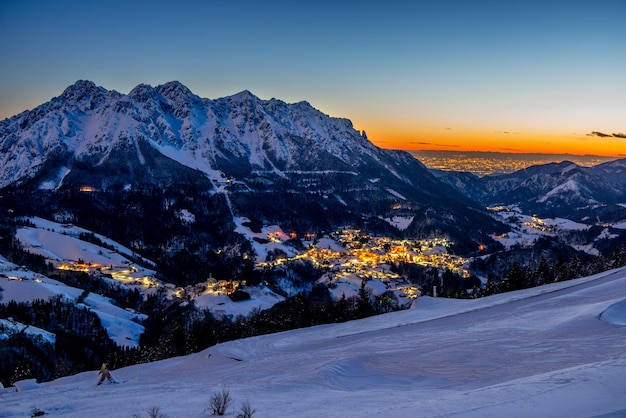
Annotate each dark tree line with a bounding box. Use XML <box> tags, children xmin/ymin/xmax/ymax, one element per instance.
<box><xmin>0</xmin><ymin>297</ymin><xmax>125</xmax><ymax>387</ymax></box>
<box><xmin>130</xmin><ymin>280</ymin><xmax>398</xmax><ymax>365</ymax></box>
<box><xmin>474</xmin><ymin>245</ymin><xmax>626</xmax><ymax>298</ymax></box>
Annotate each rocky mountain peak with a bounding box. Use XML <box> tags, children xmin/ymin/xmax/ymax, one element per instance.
<box><xmin>128</xmin><ymin>83</ymin><xmax>157</xmax><ymax>102</ymax></box>
<box><xmin>61</xmin><ymin>80</ymin><xmax>100</xmax><ymax>98</ymax></box>
<box><xmin>229</xmin><ymin>89</ymin><xmax>257</xmax><ymax>102</ymax></box>
<box><xmin>58</xmin><ymin>80</ymin><xmax>108</xmax><ymax>111</ymax></box>
<box><xmin>155</xmin><ymin>81</ymin><xmax>199</xmax><ymax>105</ymax></box>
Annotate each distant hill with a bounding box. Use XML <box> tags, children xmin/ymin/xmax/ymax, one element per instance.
<box><xmin>434</xmin><ymin>159</ymin><xmax>626</xmax><ymax>223</ymax></box>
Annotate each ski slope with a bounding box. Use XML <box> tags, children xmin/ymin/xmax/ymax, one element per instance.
<box><xmin>2</xmin><ymin>268</ymin><xmax>626</xmax><ymax>417</ymax></box>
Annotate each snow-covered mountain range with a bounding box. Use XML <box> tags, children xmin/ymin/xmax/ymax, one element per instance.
<box><xmin>0</xmin><ymin>80</ymin><xmax>502</xmax><ymax>253</ymax></box>
<box><xmin>0</xmin><ymin>80</ymin><xmax>428</xmax><ymax>192</ymax></box>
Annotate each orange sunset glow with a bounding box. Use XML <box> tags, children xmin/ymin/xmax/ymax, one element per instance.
<box><xmin>367</xmin><ymin>128</ymin><xmax>626</xmax><ymax>157</ymax></box>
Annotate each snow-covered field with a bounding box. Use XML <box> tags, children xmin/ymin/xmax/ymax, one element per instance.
<box><xmin>19</xmin><ymin>217</ymin><xmax>155</xmax><ymax>268</ymax></box>
<box><xmin>11</xmin><ymin>217</ymin><xmax>287</xmax><ymax>319</ymax></box>
<box><xmin>2</xmin><ymin>267</ymin><xmax>625</xmax><ymax>417</ymax></box>
<box><xmin>0</xmin><ymin>256</ymin><xmax>145</xmax><ymax>347</ymax></box>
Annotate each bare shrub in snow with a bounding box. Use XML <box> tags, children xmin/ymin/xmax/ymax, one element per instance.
<box><xmin>131</xmin><ymin>406</ymin><xmax>169</xmax><ymax>418</ymax></box>
<box><xmin>236</xmin><ymin>400</ymin><xmax>256</xmax><ymax>418</ymax></box>
<box><xmin>208</xmin><ymin>388</ymin><xmax>232</xmax><ymax>416</ymax></box>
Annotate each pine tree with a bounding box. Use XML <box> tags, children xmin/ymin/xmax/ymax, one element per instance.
<box><xmin>534</xmin><ymin>257</ymin><xmax>552</xmax><ymax>286</ymax></box>
<box><xmin>553</xmin><ymin>256</ymin><xmax>567</xmax><ymax>282</ymax></box>
<box><xmin>335</xmin><ymin>293</ymin><xmax>350</xmax><ymax>322</ymax></box>
<box><xmin>355</xmin><ymin>279</ymin><xmax>373</xmax><ymax>318</ymax></box>
<box><xmin>568</xmin><ymin>254</ymin><xmax>581</xmax><ymax>280</ymax></box>
<box><xmin>482</xmin><ymin>274</ymin><xmax>501</xmax><ymax>296</ymax></box>
<box><xmin>610</xmin><ymin>245</ymin><xmax>626</xmax><ymax>268</ymax></box>
<box><xmin>503</xmin><ymin>263</ymin><xmax>530</xmax><ymax>291</ymax></box>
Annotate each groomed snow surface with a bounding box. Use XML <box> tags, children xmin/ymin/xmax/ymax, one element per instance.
<box><xmin>2</xmin><ymin>268</ymin><xmax>626</xmax><ymax>417</ymax></box>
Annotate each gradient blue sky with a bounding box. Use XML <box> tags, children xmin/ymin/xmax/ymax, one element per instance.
<box><xmin>1</xmin><ymin>0</ymin><xmax>625</xmax><ymax>155</ymax></box>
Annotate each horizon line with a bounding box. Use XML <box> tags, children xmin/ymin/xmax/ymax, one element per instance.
<box><xmin>401</xmin><ymin>149</ymin><xmax>623</xmax><ymax>159</ymax></box>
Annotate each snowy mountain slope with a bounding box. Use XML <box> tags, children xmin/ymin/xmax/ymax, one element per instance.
<box><xmin>0</xmin><ymin>318</ymin><xmax>56</xmax><ymax>346</ymax></box>
<box><xmin>0</xmin><ymin>80</ymin><xmax>423</xmax><ymax>192</ymax></box>
<box><xmin>0</xmin><ymin>80</ymin><xmax>504</xmax><ymax>254</ymax></box>
<box><xmin>436</xmin><ymin>159</ymin><xmax>626</xmax><ymax>224</ymax></box>
<box><xmin>472</xmin><ymin>161</ymin><xmax>621</xmax><ymax>207</ymax></box>
<box><xmin>17</xmin><ymin>218</ymin><xmax>154</xmax><ymax>270</ymax></box>
<box><xmin>2</xmin><ymin>267</ymin><xmax>625</xmax><ymax>417</ymax></box>
<box><xmin>10</xmin><ymin>217</ymin><xmax>287</xmax><ymax>319</ymax></box>
<box><xmin>0</xmin><ymin>256</ymin><xmax>144</xmax><ymax>347</ymax></box>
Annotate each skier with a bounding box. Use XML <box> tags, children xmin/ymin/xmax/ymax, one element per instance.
<box><xmin>97</xmin><ymin>362</ymin><xmax>114</xmax><ymax>385</ymax></box>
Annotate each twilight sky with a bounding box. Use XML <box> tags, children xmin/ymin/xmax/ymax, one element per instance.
<box><xmin>1</xmin><ymin>0</ymin><xmax>625</xmax><ymax>156</ymax></box>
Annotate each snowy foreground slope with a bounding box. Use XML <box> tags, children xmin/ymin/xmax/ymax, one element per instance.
<box><xmin>2</xmin><ymin>269</ymin><xmax>626</xmax><ymax>417</ymax></box>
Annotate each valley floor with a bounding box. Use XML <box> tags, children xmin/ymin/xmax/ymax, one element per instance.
<box><xmin>2</xmin><ymin>268</ymin><xmax>626</xmax><ymax>417</ymax></box>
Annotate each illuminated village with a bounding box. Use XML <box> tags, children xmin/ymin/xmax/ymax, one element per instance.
<box><xmin>13</xmin><ymin>217</ymin><xmax>471</xmax><ymax>313</ymax></box>
<box><xmin>257</xmin><ymin>228</ymin><xmax>469</xmax><ymax>304</ymax></box>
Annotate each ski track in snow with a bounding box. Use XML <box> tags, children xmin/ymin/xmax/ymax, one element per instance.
<box><xmin>2</xmin><ymin>268</ymin><xmax>626</xmax><ymax>417</ymax></box>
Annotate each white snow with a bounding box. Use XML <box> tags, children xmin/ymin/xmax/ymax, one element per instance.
<box><xmin>572</xmin><ymin>243</ymin><xmax>600</xmax><ymax>256</ymax></box>
<box><xmin>596</xmin><ymin>228</ymin><xmax>619</xmax><ymax>240</ymax></box>
<box><xmin>38</xmin><ymin>166</ymin><xmax>71</xmax><ymax>190</ymax></box>
<box><xmin>21</xmin><ymin>217</ymin><xmax>155</xmax><ymax>267</ymax></box>
<box><xmin>382</xmin><ymin>215</ymin><xmax>414</xmax><ymax>230</ymax></box>
<box><xmin>0</xmin><ymin>255</ymin><xmax>145</xmax><ymax>347</ymax></box>
<box><xmin>0</xmin><ymin>319</ymin><xmax>56</xmax><ymax>345</ymax></box>
<box><xmin>313</xmin><ymin>237</ymin><xmax>346</xmax><ymax>252</ymax></box>
<box><xmin>12</xmin><ymin>379</ymin><xmax>40</xmax><ymax>392</ymax></box>
<box><xmin>385</xmin><ymin>188</ymin><xmax>406</xmax><ymax>200</ymax></box>
<box><xmin>541</xmin><ymin>217</ymin><xmax>589</xmax><ymax>231</ymax></box>
<box><xmin>80</xmin><ymin>293</ymin><xmax>146</xmax><ymax>347</ymax></box>
<box><xmin>322</xmin><ymin>274</ymin><xmax>389</xmax><ymax>302</ymax></box>
<box><xmin>3</xmin><ymin>267</ymin><xmax>625</xmax><ymax>417</ymax></box>
<box><xmin>192</xmin><ymin>285</ymin><xmax>284</xmax><ymax>318</ymax></box>
<box><xmin>15</xmin><ymin>219</ymin><xmax>158</xmax><ymax>284</ymax></box>
<box><xmin>176</xmin><ymin>209</ymin><xmax>196</xmax><ymax>224</ymax></box>
<box><xmin>11</xmin><ymin>216</ymin><xmax>290</xmax><ymax>320</ymax></box>
<box><xmin>16</xmin><ymin>226</ymin><xmax>131</xmax><ymax>268</ymax></box>
<box><xmin>233</xmin><ymin>217</ymin><xmax>299</xmax><ymax>262</ymax></box>
<box><xmin>612</xmin><ymin>221</ymin><xmax>626</xmax><ymax>230</ymax></box>
<box><xmin>561</xmin><ymin>162</ymin><xmax>579</xmax><ymax>174</ymax></box>
<box><xmin>600</xmin><ymin>298</ymin><xmax>626</xmax><ymax>325</ymax></box>
<box><xmin>537</xmin><ymin>179</ymin><xmax>581</xmax><ymax>203</ymax></box>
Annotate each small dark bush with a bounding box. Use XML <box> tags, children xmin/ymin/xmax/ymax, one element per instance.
<box><xmin>208</xmin><ymin>388</ymin><xmax>232</xmax><ymax>416</ymax></box>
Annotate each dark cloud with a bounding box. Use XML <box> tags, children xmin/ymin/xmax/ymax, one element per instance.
<box><xmin>407</xmin><ymin>141</ymin><xmax>461</xmax><ymax>148</ymax></box>
<box><xmin>587</xmin><ymin>131</ymin><xmax>612</xmax><ymax>138</ymax></box>
<box><xmin>586</xmin><ymin>131</ymin><xmax>626</xmax><ymax>139</ymax></box>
